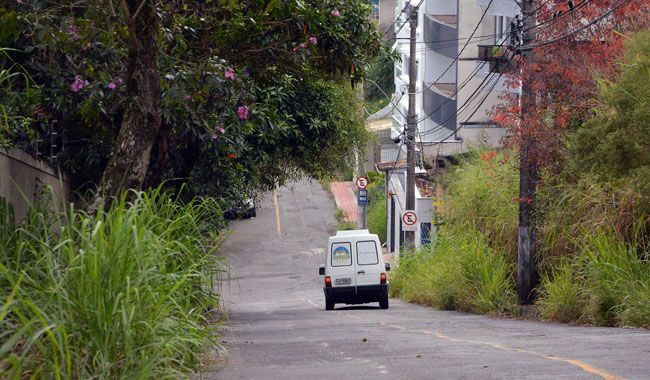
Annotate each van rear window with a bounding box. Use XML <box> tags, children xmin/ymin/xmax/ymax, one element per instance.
<box><xmin>331</xmin><ymin>242</ymin><xmax>352</xmax><ymax>267</ymax></box>
<box><xmin>357</xmin><ymin>241</ymin><xmax>379</xmax><ymax>265</ymax></box>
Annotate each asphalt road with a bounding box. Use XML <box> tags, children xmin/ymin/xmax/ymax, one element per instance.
<box><xmin>208</xmin><ymin>180</ymin><xmax>650</xmax><ymax>380</ymax></box>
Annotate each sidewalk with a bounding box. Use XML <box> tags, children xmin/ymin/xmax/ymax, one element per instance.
<box><xmin>329</xmin><ymin>181</ymin><xmax>357</xmax><ymax>222</ymax></box>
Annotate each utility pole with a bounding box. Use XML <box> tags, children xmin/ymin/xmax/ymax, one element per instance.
<box><xmin>517</xmin><ymin>0</ymin><xmax>538</xmax><ymax>304</ymax></box>
<box><xmin>405</xmin><ymin>6</ymin><xmax>418</xmax><ymax>249</ymax></box>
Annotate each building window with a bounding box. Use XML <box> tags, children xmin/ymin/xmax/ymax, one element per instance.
<box><xmin>495</xmin><ymin>16</ymin><xmax>513</xmax><ymax>44</ymax></box>
<box><xmin>420</xmin><ymin>223</ymin><xmax>432</xmax><ymax>245</ymax></box>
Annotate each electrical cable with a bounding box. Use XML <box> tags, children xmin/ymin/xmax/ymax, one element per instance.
<box><xmin>417</xmin><ymin>52</ymin><xmax>516</xmax><ymax>139</ymax></box>
<box><xmin>519</xmin><ymin>0</ymin><xmax>634</xmax><ymax>50</ymax></box>
<box><xmin>392</xmin><ymin>0</ymin><xmax>426</xmax><ymax>39</ymax></box>
<box><xmin>381</xmin><ymin>0</ymin><xmax>414</xmax><ymax>38</ymax></box>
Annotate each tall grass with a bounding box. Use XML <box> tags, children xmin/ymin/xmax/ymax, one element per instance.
<box><xmin>0</xmin><ymin>188</ymin><xmax>226</xmax><ymax>378</ymax></box>
<box><xmin>443</xmin><ymin>150</ymin><xmax>519</xmax><ymax>259</ymax></box>
<box><xmin>538</xmin><ymin>228</ymin><xmax>650</xmax><ymax>327</ymax></box>
<box><xmin>366</xmin><ymin>171</ymin><xmax>386</xmax><ymax>243</ymax></box>
<box><xmin>391</xmin><ymin>226</ymin><xmax>517</xmax><ymax>315</ymax></box>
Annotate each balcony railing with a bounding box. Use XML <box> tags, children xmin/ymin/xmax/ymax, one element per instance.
<box><xmin>423</xmin><ymin>15</ymin><xmax>457</xmax><ymax>59</ymax></box>
<box><xmin>423</xmin><ymin>83</ymin><xmax>456</xmax><ymax>131</ymax></box>
<box><xmin>477</xmin><ymin>45</ymin><xmax>515</xmax><ymax>74</ymax></box>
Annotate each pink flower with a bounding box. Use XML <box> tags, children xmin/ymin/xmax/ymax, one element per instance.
<box><xmin>115</xmin><ymin>78</ymin><xmax>124</xmax><ymax>86</ymax></box>
<box><xmin>224</xmin><ymin>67</ymin><xmax>236</xmax><ymax>80</ymax></box>
<box><xmin>237</xmin><ymin>105</ymin><xmax>249</xmax><ymax>120</ymax></box>
<box><xmin>331</xmin><ymin>9</ymin><xmax>340</xmax><ymax>17</ymax></box>
<box><xmin>184</xmin><ymin>95</ymin><xmax>191</xmax><ymax>101</ymax></box>
<box><xmin>211</xmin><ymin>133</ymin><xmax>219</xmax><ymax>140</ymax></box>
<box><xmin>70</xmin><ymin>75</ymin><xmax>88</xmax><ymax>93</ymax></box>
<box><xmin>107</xmin><ymin>82</ymin><xmax>116</xmax><ymax>90</ymax></box>
<box><xmin>299</xmin><ymin>42</ymin><xmax>306</xmax><ymax>49</ymax></box>
<box><xmin>309</xmin><ymin>36</ymin><xmax>317</xmax><ymax>46</ymax></box>
<box><xmin>68</xmin><ymin>25</ymin><xmax>78</xmax><ymax>40</ymax></box>
<box><xmin>293</xmin><ymin>47</ymin><xmax>299</xmax><ymax>52</ymax></box>
<box><xmin>216</xmin><ymin>127</ymin><xmax>225</xmax><ymax>133</ymax></box>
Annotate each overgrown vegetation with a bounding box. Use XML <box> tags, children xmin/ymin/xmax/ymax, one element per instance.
<box><xmin>391</xmin><ymin>226</ymin><xmax>517</xmax><ymax>314</ymax></box>
<box><xmin>366</xmin><ymin>171</ymin><xmax>387</xmax><ymax>243</ymax></box>
<box><xmin>0</xmin><ymin>189</ymin><xmax>226</xmax><ymax>378</ymax></box>
<box><xmin>363</xmin><ymin>47</ymin><xmax>396</xmax><ymax>115</ymax></box>
<box><xmin>391</xmin><ymin>152</ymin><xmax>519</xmax><ymax>315</ymax></box>
<box><xmin>392</xmin><ymin>32</ymin><xmax>650</xmax><ymax>327</ymax></box>
<box><xmin>0</xmin><ymin>1</ymin><xmax>381</xmax><ymax>201</ymax></box>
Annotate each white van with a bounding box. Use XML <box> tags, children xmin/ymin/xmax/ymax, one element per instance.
<box><xmin>318</xmin><ymin>230</ymin><xmax>390</xmax><ymax>310</ymax></box>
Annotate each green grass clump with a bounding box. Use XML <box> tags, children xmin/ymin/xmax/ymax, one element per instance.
<box><xmin>538</xmin><ymin>261</ymin><xmax>583</xmax><ymax>323</ymax></box>
<box><xmin>391</xmin><ymin>226</ymin><xmax>517</xmax><ymax>315</ymax></box>
<box><xmin>0</xmin><ymin>189</ymin><xmax>226</xmax><ymax>378</ymax></box>
<box><xmin>538</xmin><ymin>228</ymin><xmax>650</xmax><ymax>327</ymax></box>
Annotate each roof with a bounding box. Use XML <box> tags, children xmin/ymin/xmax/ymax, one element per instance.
<box><xmin>335</xmin><ymin>229</ymin><xmax>370</xmax><ymax>236</ymax></box>
<box><xmin>376</xmin><ymin>159</ymin><xmax>408</xmax><ymax>172</ymax></box>
<box><xmin>367</xmin><ymin>117</ymin><xmax>392</xmax><ymax>132</ymax></box>
<box><xmin>431</xmin><ymin>15</ymin><xmax>457</xmax><ymax>26</ymax></box>
<box><xmin>424</xmin><ymin>82</ymin><xmax>456</xmax><ymax>97</ymax></box>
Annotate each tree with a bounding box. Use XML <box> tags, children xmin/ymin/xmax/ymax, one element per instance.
<box><xmin>571</xmin><ymin>31</ymin><xmax>650</xmax><ymax>181</ymax></box>
<box><xmin>1</xmin><ymin>0</ymin><xmax>382</xmax><ymax>201</ymax></box>
<box><xmin>494</xmin><ymin>0</ymin><xmax>650</xmax><ymax>170</ymax></box>
<box><xmin>99</xmin><ymin>0</ymin><xmax>161</xmax><ymax>198</ymax></box>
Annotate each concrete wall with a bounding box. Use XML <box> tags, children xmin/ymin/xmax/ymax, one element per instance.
<box><xmin>379</xmin><ymin>0</ymin><xmax>397</xmax><ymax>41</ymax></box>
<box><xmin>0</xmin><ymin>148</ymin><xmax>69</xmax><ymax>221</ymax></box>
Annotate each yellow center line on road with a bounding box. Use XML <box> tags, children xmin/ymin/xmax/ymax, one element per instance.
<box><xmin>336</xmin><ymin>312</ymin><xmax>623</xmax><ymax>380</ymax></box>
<box><xmin>273</xmin><ymin>190</ymin><xmax>282</xmax><ymax>238</ymax></box>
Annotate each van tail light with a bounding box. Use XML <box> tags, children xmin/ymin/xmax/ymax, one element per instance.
<box><xmin>325</xmin><ymin>276</ymin><xmax>332</xmax><ymax>287</ymax></box>
<box><xmin>380</xmin><ymin>273</ymin><xmax>387</xmax><ymax>284</ymax></box>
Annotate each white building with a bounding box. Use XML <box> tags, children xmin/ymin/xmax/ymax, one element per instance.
<box><xmin>392</xmin><ymin>0</ymin><xmax>519</xmax><ymax>160</ymax></box>
<box><xmin>380</xmin><ymin>0</ymin><xmax>520</xmax><ymax>253</ymax></box>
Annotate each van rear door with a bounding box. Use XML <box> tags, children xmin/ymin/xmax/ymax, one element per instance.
<box><xmin>354</xmin><ymin>238</ymin><xmax>382</xmax><ymax>287</ymax></box>
<box><xmin>329</xmin><ymin>240</ymin><xmax>356</xmax><ymax>289</ymax></box>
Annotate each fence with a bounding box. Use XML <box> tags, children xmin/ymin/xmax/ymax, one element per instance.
<box><xmin>0</xmin><ymin>148</ymin><xmax>69</xmax><ymax>221</ymax></box>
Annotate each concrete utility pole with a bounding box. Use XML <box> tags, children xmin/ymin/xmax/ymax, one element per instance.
<box><xmin>405</xmin><ymin>6</ymin><xmax>418</xmax><ymax>249</ymax></box>
<box><xmin>517</xmin><ymin>0</ymin><xmax>538</xmax><ymax>304</ymax></box>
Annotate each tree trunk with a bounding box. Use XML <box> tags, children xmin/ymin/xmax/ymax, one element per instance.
<box><xmin>99</xmin><ymin>0</ymin><xmax>160</xmax><ymax>199</ymax></box>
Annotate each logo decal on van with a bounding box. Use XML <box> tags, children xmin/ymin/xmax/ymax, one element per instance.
<box><xmin>334</xmin><ymin>247</ymin><xmax>350</xmax><ymax>263</ymax></box>
<box><xmin>331</xmin><ymin>242</ymin><xmax>352</xmax><ymax>266</ymax></box>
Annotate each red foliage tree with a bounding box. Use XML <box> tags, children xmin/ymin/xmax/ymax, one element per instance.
<box><xmin>494</xmin><ymin>0</ymin><xmax>650</xmax><ymax>170</ymax></box>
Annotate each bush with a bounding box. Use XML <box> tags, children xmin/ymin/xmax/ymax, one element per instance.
<box><xmin>0</xmin><ymin>189</ymin><xmax>226</xmax><ymax>378</ymax></box>
<box><xmin>391</xmin><ymin>226</ymin><xmax>517</xmax><ymax>314</ymax></box>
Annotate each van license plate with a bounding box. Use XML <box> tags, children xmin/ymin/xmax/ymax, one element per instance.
<box><xmin>335</xmin><ymin>277</ymin><xmax>351</xmax><ymax>285</ymax></box>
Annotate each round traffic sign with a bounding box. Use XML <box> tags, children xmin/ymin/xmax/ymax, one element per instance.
<box><xmin>355</xmin><ymin>176</ymin><xmax>369</xmax><ymax>190</ymax></box>
<box><xmin>402</xmin><ymin>210</ymin><xmax>417</xmax><ymax>226</ymax></box>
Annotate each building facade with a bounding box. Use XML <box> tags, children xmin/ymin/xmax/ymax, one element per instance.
<box><xmin>378</xmin><ymin>0</ymin><xmax>520</xmax><ymax>252</ymax></box>
<box><xmin>392</xmin><ymin>0</ymin><xmax>520</xmax><ymax>160</ymax></box>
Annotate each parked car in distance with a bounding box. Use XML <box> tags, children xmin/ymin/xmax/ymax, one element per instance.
<box><xmin>224</xmin><ymin>196</ymin><xmax>256</xmax><ymax>219</ymax></box>
<box><xmin>319</xmin><ymin>229</ymin><xmax>389</xmax><ymax>310</ymax></box>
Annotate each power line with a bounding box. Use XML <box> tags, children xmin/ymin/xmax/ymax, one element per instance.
<box><xmin>417</xmin><ymin>51</ymin><xmax>517</xmax><ymax>139</ymax></box>
<box><xmin>392</xmin><ymin>0</ymin><xmax>426</xmax><ymax>39</ymax></box>
<box><xmin>408</xmin><ymin>0</ymin><xmax>497</xmax><ymax>98</ymax></box>
<box><xmin>381</xmin><ymin>0</ymin><xmax>414</xmax><ymax>38</ymax></box>
<box><xmin>519</xmin><ymin>0</ymin><xmax>634</xmax><ymax>50</ymax></box>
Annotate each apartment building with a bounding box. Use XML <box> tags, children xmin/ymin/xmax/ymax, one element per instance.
<box><xmin>392</xmin><ymin>0</ymin><xmax>519</xmax><ymax>160</ymax></box>
<box><xmin>379</xmin><ymin>0</ymin><xmax>519</xmax><ymax>253</ymax></box>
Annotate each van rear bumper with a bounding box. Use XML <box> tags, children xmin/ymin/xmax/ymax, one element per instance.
<box><xmin>324</xmin><ymin>284</ymin><xmax>388</xmax><ymax>305</ymax></box>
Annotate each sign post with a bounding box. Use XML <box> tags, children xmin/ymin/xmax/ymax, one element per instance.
<box><xmin>401</xmin><ymin>210</ymin><xmax>417</xmax><ymax>232</ymax></box>
<box><xmin>356</xmin><ymin>176</ymin><xmax>369</xmax><ymax>229</ymax></box>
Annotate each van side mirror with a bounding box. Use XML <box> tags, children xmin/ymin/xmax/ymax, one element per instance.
<box><xmin>385</xmin><ymin>263</ymin><xmax>391</xmax><ymax>271</ymax></box>
<box><xmin>319</xmin><ymin>266</ymin><xmax>325</xmax><ymax>275</ymax></box>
